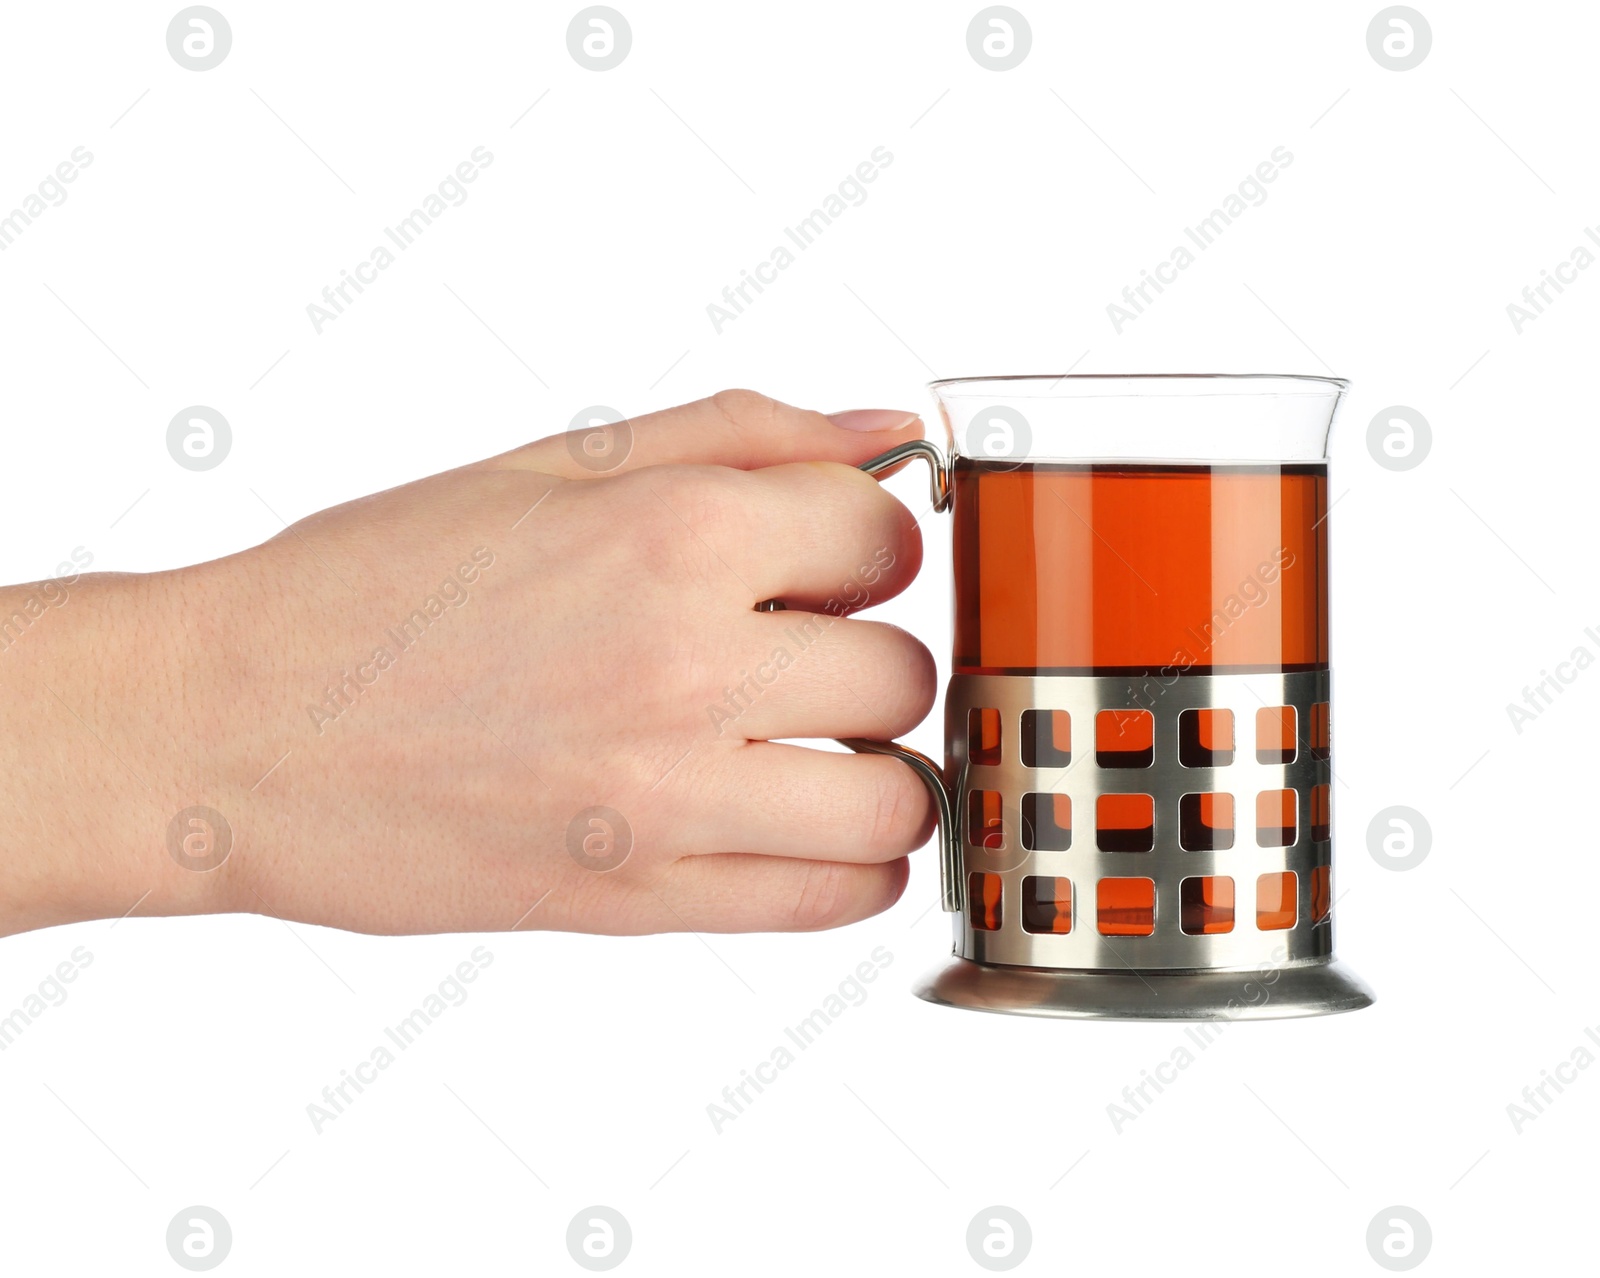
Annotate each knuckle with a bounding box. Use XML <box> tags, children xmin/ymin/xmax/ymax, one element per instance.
<box><xmin>864</xmin><ymin>762</ymin><xmax>932</xmax><ymax>855</ymax></box>
<box><xmin>629</xmin><ymin>466</ymin><xmax>751</xmax><ymax>578</ymax></box>
<box><xmin>649</xmin><ymin>465</ymin><xmax>745</xmax><ymax>532</ymax></box>
<box><xmin>788</xmin><ymin>860</ymin><xmax>853</xmax><ymax>930</ymax></box>
<box><xmin>871</xmin><ymin>627</ymin><xmax>937</xmax><ymax>733</ymax></box>
<box><xmin>822</xmin><ymin>469</ymin><xmax>891</xmax><ymax>535</ymax></box>
<box><xmin>853</xmin><ymin>523</ymin><xmax>919</xmax><ymax>609</ymax></box>
<box><xmin>710</xmin><ymin>388</ymin><xmax>782</xmax><ymax>431</ymax></box>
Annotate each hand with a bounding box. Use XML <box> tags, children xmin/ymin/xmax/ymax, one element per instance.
<box><xmin>0</xmin><ymin>391</ymin><xmax>938</xmax><ymax>938</ymax></box>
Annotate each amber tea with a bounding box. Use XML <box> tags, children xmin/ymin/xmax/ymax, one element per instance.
<box><xmin>951</xmin><ymin>459</ymin><xmax>1328</xmax><ymax>676</ymax></box>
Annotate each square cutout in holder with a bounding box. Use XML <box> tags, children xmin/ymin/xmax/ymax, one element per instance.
<box><xmin>1257</xmin><ymin>871</ymin><xmax>1297</xmax><ymax>930</ymax></box>
<box><xmin>1256</xmin><ymin>706</ymin><xmax>1297</xmax><ymax>765</ymax></box>
<box><xmin>1256</xmin><ymin>789</ymin><xmax>1297</xmax><ymax>848</ymax></box>
<box><xmin>1311</xmin><ymin>864</ymin><xmax>1331</xmax><ymax>922</ymax></box>
<box><xmin>1097</xmin><ymin>793</ymin><xmax>1154</xmax><ymax>852</ymax></box>
<box><xmin>1021</xmin><ymin>875</ymin><xmax>1073</xmax><ymax>934</ymax></box>
<box><xmin>969</xmin><ymin>872</ymin><xmax>1002</xmax><ymax>931</ymax></box>
<box><xmin>1022</xmin><ymin>793</ymin><xmax>1071</xmax><ymax>851</ymax></box>
<box><xmin>1097</xmin><ymin>877</ymin><xmax>1155</xmax><ymax>936</ymax></box>
<box><xmin>1096</xmin><ymin>709</ymin><xmax>1153</xmax><ymax>768</ymax></box>
<box><xmin>1179</xmin><ymin>708</ymin><xmax>1235</xmax><ymax>768</ymax></box>
<box><xmin>1179</xmin><ymin>792</ymin><xmax>1235</xmax><ymax>851</ymax></box>
<box><xmin>1311</xmin><ymin>783</ymin><xmax>1331</xmax><ymax>842</ymax></box>
<box><xmin>969</xmin><ymin>707</ymin><xmax>1002</xmax><ymax>767</ymax></box>
<box><xmin>1310</xmin><ymin>701</ymin><xmax>1330</xmax><ymax>761</ymax></box>
<box><xmin>969</xmin><ymin>790</ymin><xmax>1005</xmax><ymax>849</ymax></box>
<box><xmin>1021</xmin><ymin>710</ymin><xmax>1071</xmax><ymax>768</ymax></box>
<box><xmin>1180</xmin><ymin>875</ymin><xmax>1235</xmax><ymax>934</ymax></box>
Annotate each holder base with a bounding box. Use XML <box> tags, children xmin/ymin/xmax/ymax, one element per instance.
<box><xmin>913</xmin><ymin>956</ymin><xmax>1374</xmax><ymax>1022</ymax></box>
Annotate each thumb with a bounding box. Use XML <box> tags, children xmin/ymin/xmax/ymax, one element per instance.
<box><xmin>476</xmin><ymin>388</ymin><xmax>925</xmax><ymax>478</ymax></box>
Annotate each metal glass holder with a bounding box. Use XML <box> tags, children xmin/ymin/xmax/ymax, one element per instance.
<box><xmin>834</xmin><ymin>439</ymin><xmax>1373</xmax><ymax>1022</ymax></box>
<box><xmin>889</xmin><ymin>671</ymin><xmax>1372</xmax><ymax>1020</ymax></box>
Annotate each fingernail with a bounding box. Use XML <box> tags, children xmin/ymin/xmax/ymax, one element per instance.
<box><xmin>827</xmin><ymin>409</ymin><xmax>920</xmax><ymax>432</ymax></box>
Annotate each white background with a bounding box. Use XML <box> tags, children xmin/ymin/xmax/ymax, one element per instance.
<box><xmin>0</xmin><ymin>1</ymin><xmax>1594</xmax><ymax>1273</ymax></box>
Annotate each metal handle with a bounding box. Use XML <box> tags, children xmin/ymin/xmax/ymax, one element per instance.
<box><xmin>858</xmin><ymin>439</ymin><xmax>952</xmax><ymax>513</ymax></box>
<box><xmin>757</xmin><ymin>439</ymin><xmax>962</xmax><ymax>911</ymax></box>
<box><xmin>838</xmin><ymin>736</ymin><xmax>966</xmax><ymax>913</ymax></box>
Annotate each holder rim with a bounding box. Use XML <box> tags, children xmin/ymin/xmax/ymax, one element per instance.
<box><xmin>912</xmin><ymin>955</ymin><xmax>1374</xmax><ymax>1022</ymax></box>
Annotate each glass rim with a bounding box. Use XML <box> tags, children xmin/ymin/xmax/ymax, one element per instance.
<box><xmin>928</xmin><ymin>372</ymin><xmax>1349</xmax><ymax>398</ymax></box>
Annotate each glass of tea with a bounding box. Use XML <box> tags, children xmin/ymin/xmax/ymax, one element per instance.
<box><xmin>845</xmin><ymin>374</ymin><xmax>1373</xmax><ymax>1021</ymax></box>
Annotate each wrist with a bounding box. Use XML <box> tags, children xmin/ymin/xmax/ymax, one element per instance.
<box><xmin>0</xmin><ymin>565</ymin><xmax>241</xmax><ymax>935</ymax></box>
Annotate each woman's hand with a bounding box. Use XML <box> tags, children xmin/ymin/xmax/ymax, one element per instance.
<box><xmin>0</xmin><ymin>391</ymin><xmax>938</xmax><ymax>938</ymax></box>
